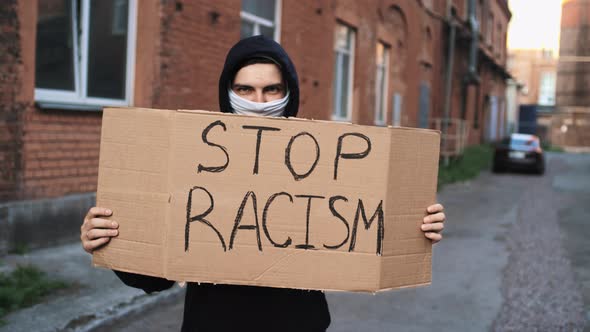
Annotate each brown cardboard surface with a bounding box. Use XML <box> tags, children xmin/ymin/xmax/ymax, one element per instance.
<box><xmin>93</xmin><ymin>107</ymin><xmax>440</xmax><ymax>292</ymax></box>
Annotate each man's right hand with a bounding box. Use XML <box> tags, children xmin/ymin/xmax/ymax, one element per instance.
<box><xmin>81</xmin><ymin>207</ymin><xmax>119</xmax><ymax>253</ymax></box>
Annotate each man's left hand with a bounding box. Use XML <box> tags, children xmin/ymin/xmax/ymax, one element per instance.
<box><xmin>422</xmin><ymin>203</ymin><xmax>445</xmax><ymax>244</ymax></box>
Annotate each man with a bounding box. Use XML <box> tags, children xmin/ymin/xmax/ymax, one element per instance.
<box><xmin>81</xmin><ymin>35</ymin><xmax>445</xmax><ymax>332</ymax></box>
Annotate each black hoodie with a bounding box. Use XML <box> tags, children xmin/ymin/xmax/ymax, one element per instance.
<box><xmin>218</xmin><ymin>35</ymin><xmax>299</xmax><ymax>117</ymax></box>
<box><xmin>114</xmin><ymin>36</ymin><xmax>330</xmax><ymax>332</ymax></box>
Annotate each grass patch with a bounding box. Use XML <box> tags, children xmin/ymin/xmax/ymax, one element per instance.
<box><xmin>0</xmin><ymin>265</ymin><xmax>68</xmax><ymax>325</ymax></box>
<box><xmin>438</xmin><ymin>144</ymin><xmax>494</xmax><ymax>189</ymax></box>
<box><xmin>9</xmin><ymin>243</ymin><xmax>29</xmax><ymax>255</ymax></box>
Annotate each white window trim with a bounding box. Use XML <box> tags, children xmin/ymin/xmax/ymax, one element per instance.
<box><xmin>332</xmin><ymin>25</ymin><xmax>355</xmax><ymax>122</ymax></box>
<box><xmin>374</xmin><ymin>44</ymin><xmax>389</xmax><ymax>126</ymax></box>
<box><xmin>274</xmin><ymin>0</ymin><xmax>282</xmax><ymax>43</ymax></box>
<box><xmin>240</xmin><ymin>0</ymin><xmax>282</xmax><ymax>42</ymax></box>
<box><xmin>35</xmin><ymin>0</ymin><xmax>137</xmax><ymax>110</ymax></box>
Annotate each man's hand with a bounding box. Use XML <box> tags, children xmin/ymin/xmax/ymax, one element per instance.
<box><xmin>81</xmin><ymin>207</ymin><xmax>119</xmax><ymax>253</ymax></box>
<box><xmin>422</xmin><ymin>203</ymin><xmax>445</xmax><ymax>244</ymax></box>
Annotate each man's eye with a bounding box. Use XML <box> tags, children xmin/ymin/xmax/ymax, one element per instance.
<box><xmin>265</xmin><ymin>86</ymin><xmax>283</xmax><ymax>94</ymax></box>
<box><xmin>235</xmin><ymin>87</ymin><xmax>252</xmax><ymax>94</ymax></box>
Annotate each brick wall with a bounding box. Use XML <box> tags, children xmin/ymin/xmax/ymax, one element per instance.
<box><xmin>152</xmin><ymin>0</ymin><xmax>240</xmax><ymax>110</ymax></box>
<box><xmin>20</xmin><ymin>110</ymin><xmax>102</xmax><ymax>199</ymax></box>
<box><xmin>10</xmin><ymin>1</ymin><xmax>103</xmax><ymax>201</ymax></box>
<box><xmin>147</xmin><ymin>0</ymin><xmax>426</xmax><ymax>126</ymax></box>
<box><xmin>285</xmin><ymin>0</ymin><xmax>383</xmax><ymax>123</ymax></box>
<box><xmin>4</xmin><ymin>0</ymin><xmax>512</xmax><ymax>204</ymax></box>
<box><xmin>280</xmin><ymin>1</ymin><xmax>335</xmax><ymax>121</ymax></box>
<box><xmin>149</xmin><ymin>0</ymin><xmax>437</xmax><ymax>127</ymax></box>
<box><xmin>557</xmin><ymin>0</ymin><xmax>590</xmax><ymax>108</ymax></box>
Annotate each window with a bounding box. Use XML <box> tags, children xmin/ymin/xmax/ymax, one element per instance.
<box><xmin>111</xmin><ymin>0</ymin><xmax>128</xmax><ymax>35</ymax></box>
<box><xmin>541</xmin><ymin>49</ymin><xmax>553</xmax><ymax>60</ymax></box>
<box><xmin>35</xmin><ymin>0</ymin><xmax>137</xmax><ymax>109</ymax></box>
<box><xmin>332</xmin><ymin>24</ymin><xmax>355</xmax><ymax>121</ymax></box>
<box><xmin>542</xmin><ymin>49</ymin><xmax>553</xmax><ymax>59</ymax></box>
<box><xmin>374</xmin><ymin>42</ymin><xmax>389</xmax><ymax>126</ymax></box>
<box><xmin>240</xmin><ymin>0</ymin><xmax>282</xmax><ymax>41</ymax></box>
<box><xmin>538</xmin><ymin>72</ymin><xmax>556</xmax><ymax>106</ymax></box>
<box><xmin>476</xmin><ymin>0</ymin><xmax>483</xmax><ymax>34</ymax></box>
<box><xmin>473</xmin><ymin>87</ymin><xmax>481</xmax><ymax>129</ymax></box>
<box><xmin>486</xmin><ymin>13</ymin><xmax>493</xmax><ymax>46</ymax></box>
<box><xmin>392</xmin><ymin>93</ymin><xmax>402</xmax><ymax>127</ymax></box>
<box><xmin>496</xmin><ymin>23</ymin><xmax>502</xmax><ymax>57</ymax></box>
<box><xmin>418</xmin><ymin>83</ymin><xmax>430</xmax><ymax>128</ymax></box>
<box><xmin>504</xmin><ymin>32</ymin><xmax>508</xmax><ymax>60</ymax></box>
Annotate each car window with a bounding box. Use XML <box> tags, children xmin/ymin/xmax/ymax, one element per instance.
<box><xmin>510</xmin><ymin>137</ymin><xmax>539</xmax><ymax>149</ymax></box>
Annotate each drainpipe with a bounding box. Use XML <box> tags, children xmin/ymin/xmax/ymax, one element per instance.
<box><xmin>460</xmin><ymin>0</ymin><xmax>481</xmax><ymax>120</ymax></box>
<box><xmin>442</xmin><ymin>4</ymin><xmax>456</xmax><ymax>166</ymax></box>
<box><xmin>466</xmin><ymin>0</ymin><xmax>480</xmax><ymax>85</ymax></box>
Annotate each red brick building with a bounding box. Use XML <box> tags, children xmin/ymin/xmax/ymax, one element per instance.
<box><xmin>552</xmin><ymin>0</ymin><xmax>590</xmax><ymax>147</ymax></box>
<box><xmin>0</xmin><ymin>0</ymin><xmax>510</xmax><ymax>252</ymax></box>
<box><xmin>557</xmin><ymin>0</ymin><xmax>590</xmax><ymax>110</ymax></box>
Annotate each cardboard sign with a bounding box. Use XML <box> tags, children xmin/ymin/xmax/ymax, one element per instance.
<box><xmin>93</xmin><ymin>107</ymin><xmax>440</xmax><ymax>292</ymax></box>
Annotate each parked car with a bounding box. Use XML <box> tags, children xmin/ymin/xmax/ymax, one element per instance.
<box><xmin>492</xmin><ymin>133</ymin><xmax>545</xmax><ymax>175</ymax></box>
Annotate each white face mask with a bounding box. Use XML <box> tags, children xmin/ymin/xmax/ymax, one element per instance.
<box><xmin>228</xmin><ymin>88</ymin><xmax>290</xmax><ymax>117</ymax></box>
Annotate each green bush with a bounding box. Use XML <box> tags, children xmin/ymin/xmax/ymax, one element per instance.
<box><xmin>438</xmin><ymin>144</ymin><xmax>494</xmax><ymax>189</ymax></box>
<box><xmin>0</xmin><ymin>265</ymin><xmax>68</xmax><ymax>324</ymax></box>
<box><xmin>540</xmin><ymin>141</ymin><xmax>564</xmax><ymax>152</ymax></box>
<box><xmin>9</xmin><ymin>243</ymin><xmax>29</xmax><ymax>255</ymax></box>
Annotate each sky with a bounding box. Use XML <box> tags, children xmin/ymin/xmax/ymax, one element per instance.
<box><xmin>507</xmin><ymin>0</ymin><xmax>563</xmax><ymax>53</ymax></box>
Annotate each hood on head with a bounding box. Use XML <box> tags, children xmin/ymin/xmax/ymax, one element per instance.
<box><xmin>218</xmin><ymin>35</ymin><xmax>299</xmax><ymax>117</ymax></box>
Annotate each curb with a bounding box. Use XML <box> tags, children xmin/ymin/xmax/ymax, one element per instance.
<box><xmin>73</xmin><ymin>286</ymin><xmax>184</xmax><ymax>332</ymax></box>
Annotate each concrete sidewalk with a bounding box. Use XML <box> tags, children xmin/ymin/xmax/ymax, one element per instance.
<box><xmin>0</xmin><ymin>243</ymin><xmax>183</xmax><ymax>332</ymax></box>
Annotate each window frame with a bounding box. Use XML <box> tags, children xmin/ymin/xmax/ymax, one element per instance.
<box><xmin>332</xmin><ymin>23</ymin><xmax>356</xmax><ymax>122</ymax></box>
<box><xmin>487</xmin><ymin>13</ymin><xmax>494</xmax><ymax>47</ymax></box>
<box><xmin>34</xmin><ymin>0</ymin><xmax>138</xmax><ymax>110</ymax></box>
<box><xmin>374</xmin><ymin>42</ymin><xmax>390</xmax><ymax>126</ymax></box>
<box><xmin>240</xmin><ymin>0</ymin><xmax>282</xmax><ymax>42</ymax></box>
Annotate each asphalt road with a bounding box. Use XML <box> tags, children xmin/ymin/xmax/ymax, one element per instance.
<box><xmin>103</xmin><ymin>152</ymin><xmax>590</xmax><ymax>332</ymax></box>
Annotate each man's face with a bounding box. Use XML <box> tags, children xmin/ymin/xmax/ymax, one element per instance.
<box><xmin>232</xmin><ymin>63</ymin><xmax>285</xmax><ymax>103</ymax></box>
